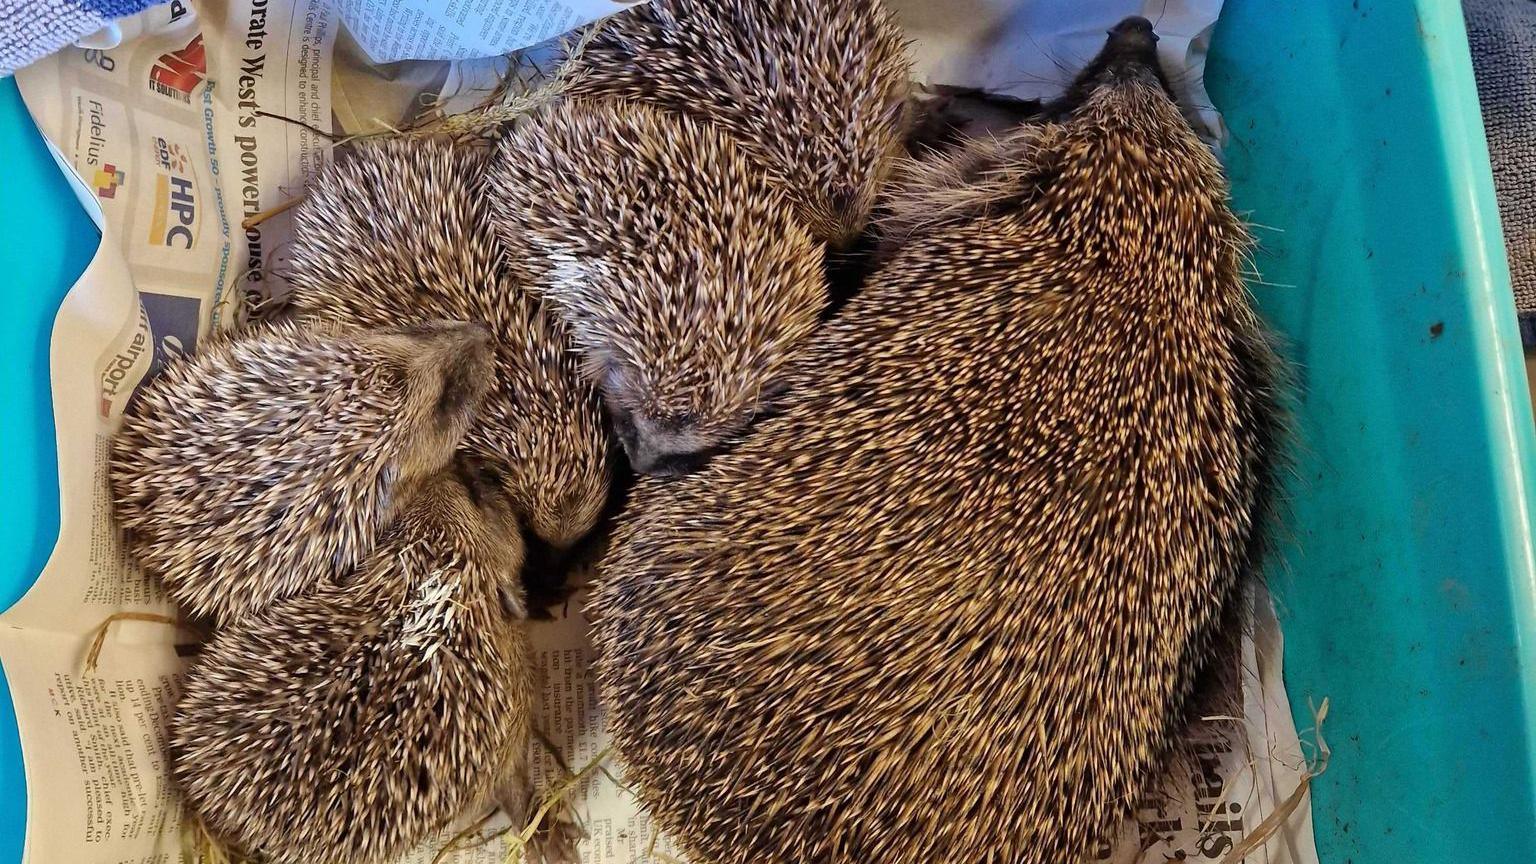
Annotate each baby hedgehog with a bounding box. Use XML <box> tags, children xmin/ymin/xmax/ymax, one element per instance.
<box><xmin>591</xmin><ymin>18</ymin><xmax>1284</xmax><ymax>864</ymax></box>
<box><xmin>288</xmin><ymin>137</ymin><xmax>611</xmax><ymax>564</ymax></box>
<box><xmin>172</xmin><ymin>458</ymin><xmax>538</xmax><ymax>864</ymax></box>
<box><xmin>488</xmin><ymin>100</ymin><xmax>827</xmax><ymax>475</ymax></box>
<box><xmin>110</xmin><ymin>318</ymin><xmax>492</xmax><ymax>625</ymax></box>
<box><xmin>568</xmin><ymin>0</ymin><xmax>912</xmax><ymax>247</ymax></box>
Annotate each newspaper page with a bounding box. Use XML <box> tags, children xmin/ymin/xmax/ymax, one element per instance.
<box><xmin>332</xmin><ymin>0</ymin><xmax>646</xmax><ymax>64</ymax></box>
<box><xmin>2</xmin><ymin>0</ymin><xmax>338</xmax><ymax>859</ymax></box>
<box><xmin>14</xmin><ymin>0</ymin><xmax>337</xmax><ymax>342</ymax></box>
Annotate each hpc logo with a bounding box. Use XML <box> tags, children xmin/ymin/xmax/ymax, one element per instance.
<box><xmin>149</xmin><ymin>137</ymin><xmax>196</xmax><ymax>248</ymax></box>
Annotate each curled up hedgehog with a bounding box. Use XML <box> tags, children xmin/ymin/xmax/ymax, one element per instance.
<box><xmin>487</xmin><ymin>100</ymin><xmax>827</xmax><ymax>475</ymax></box>
<box><xmin>171</xmin><ymin>457</ymin><xmax>548</xmax><ymax>864</ymax></box>
<box><xmin>287</xmin><ymin>137</ymin><xmax>613</xmax><ymax>606</ymax></box>
<box><xmin>483</xmin><ymin>0</ymin><xmax>912</xmax><ymax>474</ymax></box>
<box><xmin>565</xmin><ymin>0</ymin><xmax>913</xmax><ymax>248</ymax></box>
<box><xmin>109</xmin><ymin>318</ymin><xmax>493</xmax><ymax>626</ymax></box>
<box><xmin>589</xmin><ymin>17</ymin><xmax>1285</xmax><ymax>864</ymax></box>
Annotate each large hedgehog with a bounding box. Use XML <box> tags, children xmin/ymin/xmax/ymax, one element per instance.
<box><xmin>171</xmin><ymin>458</ymin><xmax>539</xmax><ymax>864</ymax></box>
<box><xmin>110</xmin><ymin>318</ymin><xmax>492</xmax><ymax>625</ymax></box>
<box><xmin>487</xmin><ymin>99</ymin><xmax>827</xmax><ymax>475</ymax></box>
<box><xmin>591</xmin><ymin>18</ymin><xmax>1284</xmax><ymax>864</ymax></box>
<box><xmin>288</xmin><ymin>137</ymin><xmax>612</xmax><ymax>577</ymax></box>
<box><xmin>566</xmin><ymin>0</ymin><xmax>912</xmax><ymax>248</ymax></box>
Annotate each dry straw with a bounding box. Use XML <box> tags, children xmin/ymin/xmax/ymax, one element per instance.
<box><xmin>499</xmin><ymin>747</ymin><xmax>611</xmax><ymax>864</ymax></box>
<box><xmin>82</xmin><ymin>611</ymin><xmax>194</xmax><ymax>672</ymax></box>
<box><xmin>430</xmin><ymin>809</ymin><xmax>509</xmax><ymax>864</ymax></box>
<box><xmin>429</xmin><ymin>731</ymin><xmax>568</xmax><ymax>863</ymax></box>
<box><xmin>181</xmin><ymin>814</ymin><xmax>254</xmax><ymax>864</ymax></box>
<box><xmin>1216</xmin><ymin>697</ymin><xmax>1331</xmax><ymax>864</ymax></box>
<box><xmin>644</xmin><ymin>829</ymin><xmax>685</xmax><ymax>864</ymax></box>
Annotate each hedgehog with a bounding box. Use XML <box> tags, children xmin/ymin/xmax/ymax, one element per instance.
<box><xmin>109</xmin><ymin>318</ymin><xmax>493</xmax><ymax>626</ymax></box>
<box><xmin>171</xmin><ymin>457</ymin><xmax>542</xmax><ymax>864</ymax></box>
<box><xmin>827</xmin><ymin>86</ymin><xmax>1048</xmax><ymax>307</ymax></box>
<box><xmin>589</xmin><ymin>17</ymin><xmax>1285</xmax><ymax>864</ymax></box>
<box><xmin>486</xmin><ymin>99</ymin><xmax>827</xmax><ymax>475</ymax></box>
<box><xmin>566</xmin><ymin>0</ymin><xmax>913</xmax><ymax>248</ymax></box>
<box><xmin>287</xmin><ymin>136</ymin><xmax>613</xmax><ymax>598</ymax></box>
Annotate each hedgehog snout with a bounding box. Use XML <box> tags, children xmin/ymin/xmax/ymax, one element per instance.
<box><xmin>611</xmin><ymin>408</ymin><xmax>717</xmax><ymax>476</ymax></box>
<box><xmin>1098</xmin><ymin>16</ymin><xmax>1167</xmax><ymax>88</ymax></box>
<box><xmin>628</xmin><ymin>442</ymin><xmax>710</xmax><ymax>477</ymax></box>
<box><xmin>1044</xmin><ymin>15</ymin><xmax>1176</xmax><ymax>120</ymax></box>
<box><xmin>1107</xmin><ymin>16</ymin><xmax>1157</xmax><ymax>50</ymax></box>
<box><xmin>519</xmin><ymin>524</ymin><xmax>579</xmax><ymax>618</ymax></box>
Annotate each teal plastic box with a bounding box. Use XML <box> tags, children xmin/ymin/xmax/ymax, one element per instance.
<box><xmin>2</xmin><ymin>0</ymin><xmax>1533</xmax><ymax>859</ymax></box>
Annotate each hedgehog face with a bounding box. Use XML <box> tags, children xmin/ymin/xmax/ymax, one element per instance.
<box><xmin>601</xmin><ymin>366</ymin><xmax>736</xmax><ymax>477</ymax></box>
<box><xmin>596</xmin><ymin>352</ymin><xmax>795</xmax><ymax>477</ymax></box>
<box><xmin>1034</xmin><ymin>15</ymin><xmax>1227</xmax><ymax>275</ymax></box>
<box><xmin>453</xmin><ymin>454</ymin><xmax>523</xmax><ymax>552</ymax></box>
<box><xmin>607</xmin><ymin>401</ymin><xmax>716</xmax><ymax>477</ymax></box>
<box><xmin>1047</xmin><ymin>16</ymin><xmax>1177</xmax><ymax>119</ymax></box>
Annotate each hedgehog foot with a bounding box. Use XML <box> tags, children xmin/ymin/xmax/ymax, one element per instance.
<box><xmin>528</xmin><ymin>803</ymin><xmax>584</xmax><ymax>864</ymax></box>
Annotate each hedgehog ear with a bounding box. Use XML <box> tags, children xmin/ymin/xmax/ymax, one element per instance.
<box><xmin>760</xmin><ymin>377</ymin><xmax>792</xmax><ymax>404</ymax></box>
<box><xmin>432</xmin><ymin>347</ymin><xmax>490</xmax><ymax>423</ymax></box>
<box><xmin>382</xmin><ymin>322</ymin><xmax>495</xmax><ymax>426</ymax></box>
<box><xmin>598</xmin><ymin>359</ymin><xmax>642</xmax><ymax>404</ymax></box>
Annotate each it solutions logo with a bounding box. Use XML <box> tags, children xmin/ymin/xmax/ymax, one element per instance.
<box><xmin>148</xmin><ymin>33</ymin><xmax>206</xmax><ymax>104</ymax></box>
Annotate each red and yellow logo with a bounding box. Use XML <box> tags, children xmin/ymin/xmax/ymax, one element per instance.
<box><xmin>93</xmin><ymin>163</ymin><xmax>124</xmax><ymax>199</ymax></box>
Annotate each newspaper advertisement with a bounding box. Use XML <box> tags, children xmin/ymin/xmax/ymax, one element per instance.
<box><xmin>3</xmin><ymin>0</ymin><xmax>1317</xmax><ymax>862</ymax></box>
<box><xmin>5</xmin><ymin>0</ymin><xmax>339</xmax><ymax>857</ymax></box>
<box><xmin>15</xmin><ymin>0</ymin><xmax>336</xmax><ymax>340</ymax></box>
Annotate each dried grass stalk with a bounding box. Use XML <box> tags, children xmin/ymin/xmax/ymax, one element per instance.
<box><xmin>83</xmin><ymin>612</ymin><xmax>187</xmax><ymax>672</ymax></box>
<box><xmin>501</xmin><ymin>747</ymin><xmax>611</xmax><ymax>864</ymax></box>
<box><xmin>181</xmin><ymin>813</ymin><xmax>254</xmax><ymax>864</ymax></box>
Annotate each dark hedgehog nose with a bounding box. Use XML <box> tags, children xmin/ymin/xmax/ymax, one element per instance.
<box><xmin>1043</xmin><ymin>14</ymin><xmax>1172</xmax><ymax>118</ymax></box>
<box><xmin>628</xmin><ymin>446</ymin><xmax>708</xmax><ymax>477</ymax></box>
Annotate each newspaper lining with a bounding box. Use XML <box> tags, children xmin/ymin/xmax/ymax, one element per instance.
<box><xmin>6</xmin><ymin>0</ymin><xmax>1317</xmax><ymax>861</ymax></box>
<box><xmin>333</xmin><ymin>0</ymin><xmax>644</xmax><ymax>65</ymax></box>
